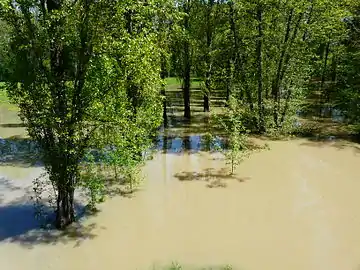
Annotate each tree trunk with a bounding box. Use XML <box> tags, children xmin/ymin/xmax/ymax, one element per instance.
<box><xmin>183</xmin><ymin>0</ymin><xmax>191</xmax><ymax>119</ymax></box>
<box><xmin>204</xmin><ymin>66</ymin><xmax>211</xmax><ymax>112</ymax></box>
<box><xmin>272</xmin><ymin>11</ymin><xmax>303</xmax><ymax>127</ymax></box>
<box><xmin>320</xmin><ymin>42</ymin><xmax>330</xmax><ymax>100</ymax></box>
<box><xmin>161</xmin><ymin>88</ymin><xmax>168</xmax><ymax>127</ymax></box>
<box><xmin>203</xmin><ymin>93</ymin><xmax>210</xmax><ymax>112</ymax></box>
<box><xmin>160</xmin><ymin>59</ymin><xmax>168</xmax><ymax>127</ymax></box>
<box><xmin>256</xmin><ymin>5</ymin><xmax>265</xmax><ymax>133</ymax></box>
<box><xmin>55</xmin><ymin>168</ymin><xmax>76</xmax><ymax>229</ymax></box>
<box><xmin>328</xmin><ymin>55</ymin><xmax>337</xmax><ymax>103</ymax></box>
<box><xmin>203</xmin><ymin>65</ymin><xmax>211</xmax><ymax>112</ymax></box>
<box><xmin>203</xmin><ymin>0</ymin><xmax>214</xmax><ymax>113</ymax></box>
<box><xmin>272</xmin><ymin>9</ymin><xmax>293</xmax><ymax>127</ymax></box>
<box><xmin>225</xmin><ymin>60</ymin><xmax>232</xmax><ymax>106</ymax></box>
<box><xmin>183</xmin><ymin>58</ymin><xmax>191</xmax><ymax>119</ymax></box>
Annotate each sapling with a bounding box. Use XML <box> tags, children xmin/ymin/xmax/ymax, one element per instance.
<box><xmin>216</xmin><ymin>96</ymin><xmax>251</xmax><ymax>175</ymax></box>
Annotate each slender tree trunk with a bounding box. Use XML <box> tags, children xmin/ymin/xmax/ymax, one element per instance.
<box><xmin>321</xmin><ymin>42</ymin><xmax>330</xmax><ymax>100</ymax></box>
<box><xmin>225</xmin><ymin>60</ymin><xmax>232</xmax><ymax>106</ymax></box>
<box><xmin>256</xmin><ymin>5</ymin><xmax>265</xmax><ymax>133</ymax></box>
<box><xmin>183</xmin><ymin>47</ymin><xmax>191</xmax><ymax>119</ymax></box>
<box><xmin>204</xmin><ymin>63</ymin><xmax>211</xmax><ymax>112</ymax></box>
<box><xmin>227</xmin><ymin>2</ymin><xmax>236</xmax><ymax>104</ymax></box>
<box><xmin>203</xmin><ymin>92</ymin><xmax>210</xmax><ymax>112</ymax></box>
<box><xmin>160</xmin><ymin>58</ymin><xmax>168</xmax><ymax>127</ymax></box>
<box><xmin>183</xmin><ymin>0</ymin><xmax>191</xmax><ymax>119</ymax></box>
<box><xmin>114</xmin><ymin>164</ymin><xmax>118</xmax><ymax>181</ymax></box>
<box><xmin>161</xmin><ymin>90</ymin><xmax>167</xmax><ymax>126</ymax></box>
<box><xmin>331</xmin><ymin>55</ymin><xmax>337</xmax><ymax>83</ymax></box>
<box><xmin>203</xmin><ymin>0</ymin><xmax>214</xmax><ymax>113</ymax></box>
<box><xmin>272</xmin><ymin>9</ymin><xmax>293</xmax><ymax>127</ymax></box>
<box><xmin>272</xmin><ymin>12</ymin><xmax>303</xmax><ymax>127</ymax></box>
<box><xmin>328</xmin><ymin>55</ymin><xmax>337</xmax><ymax>103</ymax></box>
<box><xmin>204</xmin><ymin>62</ymin><xmax>211</xmax><ymax>112</ymax></box>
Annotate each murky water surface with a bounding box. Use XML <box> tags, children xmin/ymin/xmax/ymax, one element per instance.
<box><xmin>1</xmin><ymin>106</ymin><xmax>360</xmax><ymax>270</ymax></box>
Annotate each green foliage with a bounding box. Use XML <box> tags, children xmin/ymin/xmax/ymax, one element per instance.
<box><xmin>0</xmin><ymin>19</ymin><xmax>11</xmax><ymax>81</ymax></box>
<box><xmin>214</xmin><ymin>96</ymin><xmax>251</xmax><ymax>174</ymax></box>
<box><xmin>334</xmin><ymin>3</ymin><xmax>360</xmax><ymax>124</ymax></box>
<box><xmin>79</xmin><ymin>154</ymin><xmax>105</xmax><ymax>211</ymax></box>
<box><xmin>0</xmin><ymin>0</ymin><xmax>164</xmax><ymax>228</ymax></box>
<box><xmin>185</xmin><ymin>0</ymin><xmax>349</xmax><ymax>135</ymax></box>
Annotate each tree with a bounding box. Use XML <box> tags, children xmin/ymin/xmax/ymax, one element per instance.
<box><xmin>220</xmin><ymin>0</ymin><xmax>347</xmax><ymax>133</ymax></box>
<box><xmin>172</xmin><ymin>0</ymin><xmax>193</xmax><ymax>119</ymax></box>
<box><xmin>255</xmin><ymin>2</ymin><xmax>265</xmax><ymax>132</ymax></box>
<box><xmin>0</xmin><ymin>19</ymin><xmax>11</xmax><ymax>81</ymax></box>
<box><xmin>182</xmin><ymin>0</ymin><xmax>192</xmax><ymax>119</ymax></box>
<box><xmin>335</xmin><ymin>2</ymin><xmax>360</xmax><ymax>124</ymax></box>
<box><xmin>0</xmin><ymin>0</ymin><xmax>163</xmax><ymax>229</ymax></box>
<box><xmin>155</xmin><ymin>0</ymin><xmax>180</xmax><ymax>127</ymax></box>
<box><xmin>196</xmin><ymin>0</ymin><xmax>216</xmax><ymax>112</ymax></box>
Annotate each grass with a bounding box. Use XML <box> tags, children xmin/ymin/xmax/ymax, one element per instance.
<box><xmin>0</xmin><ymin>83</ymin><xmax>18</xmax><ymax>112</ymax></box>
<box><xmin>165</xmin><ymin>77</ymin><xmax>181</xmax><ymax>87</ymax></box>
<box><xmin>165</xmin><ymin>77</ymin><xmax>202</xmax><ymax>89</ymax></box>
<box><xmin>0</xmin><ymin>82</ymin><xmax>9</xmax><ymax>103</ymax></box>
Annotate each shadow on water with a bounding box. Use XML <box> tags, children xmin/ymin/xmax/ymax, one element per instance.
<box><xmin>0</xmin><ymin>203</ymin><xmax>101</xmax><ymax>248</ymax></box>
<box><xmin>165</xmin><ymin>113</ymin><xmax>226</xmax><ymax>135</ymax></box>
<box><xmin>174</xmin><ymin>168</ymin><xmax>251</xmax><ymax>188</ymax></box>
<box><xmin>0</xmin><ymin>123</ymin><xmax>26</xmax><ymax>128</ymax></box>
<box><xmin>297</xmin><ymin>106</ymin><xmax>345</xmax><ymax>123</ymax></box>
<box><xmin>0</xmin><ymin>175</ymin><xmax>100</xmax><ymax>247</ymax></box>
<box><xmin>0</xmin><ymin>181</ymin><xmax>100</xmax><ymax>248</ymax></box>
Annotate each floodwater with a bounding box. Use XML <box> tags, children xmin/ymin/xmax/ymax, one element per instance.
<box><xmin>1</xmin><ymin>109</ymin><xmax>360</xmax><ymax>269</ymax></box>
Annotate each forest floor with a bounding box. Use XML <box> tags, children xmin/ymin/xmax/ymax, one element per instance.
<box><xmin>1</xmin><ymin>80</ymin><xmax>360</xmax><ymax>270</ymax></box>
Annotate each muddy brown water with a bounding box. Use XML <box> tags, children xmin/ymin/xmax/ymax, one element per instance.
<box><xmin>1</xmin><ymin>108</ymin><xmax>360</xmax><ymax>269</ymax></box>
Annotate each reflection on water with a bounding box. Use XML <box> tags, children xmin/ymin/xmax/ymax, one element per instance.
<box><xmin>155</xmin><ymin>134</ymin><xmax>225</xmax><ymax>154</ymax></box>
<box><xmin>0</xmin><ymin>138</ymin><xmax>40</xmax><ymax>164</ymax></box>
<box><xmin>297</xmin><ymin>106</ymin><xmax>345</xmax><ymax>123</ymax></box>
<box><xmin>0</xmin><ymin>134</ymin><xmax>227</xmax><ymax>165</ymax></box>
